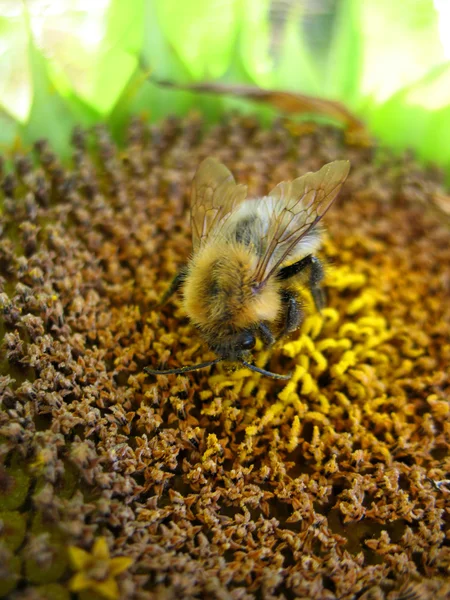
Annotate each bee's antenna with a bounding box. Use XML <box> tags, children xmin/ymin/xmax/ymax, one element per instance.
<box><xmin>241</xmin><ymin>360</ymin><xmax>291</xmax><ymax>380</ymax></box>
<box><xmin>144</xmin><ymin>358</ymin><xmax>222</xmax><ymax>376</ymax></box>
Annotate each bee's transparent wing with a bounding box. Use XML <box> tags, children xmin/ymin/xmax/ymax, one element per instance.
<box><xmin>254</xmin><ymin>160</ymin><xmax>350</xmax><ymax>285</ymax></box>
<box><xmin>191</xmin><ymin>158</ymin><xmax>248</xmax><ymax>251</ymax></box>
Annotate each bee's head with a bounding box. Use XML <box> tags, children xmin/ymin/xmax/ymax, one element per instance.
<box><xmin>209</xmin><ymin>328</ymin><xmax>256</xmax><ymax>361</ymax></box>
<box><xmin>144</xmin><ymin>327</ymin><xmax>289</xmax><ymax>379</ymax></box>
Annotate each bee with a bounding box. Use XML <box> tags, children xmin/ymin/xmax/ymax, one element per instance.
<box><xmin>145</xmin><ymin>157</ymin><xmax>350</xmax><ymax>379</ymax></box>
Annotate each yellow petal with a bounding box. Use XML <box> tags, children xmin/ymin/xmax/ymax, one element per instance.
<box><xmin>69</xmin><ymin>572</ymin><xmax>92</xmax><ymax>592</ymax></box>
<box><xmin>94</xmin><ymin>577</ymin><xmax>120</xmax><ymax>600</ymax></box>
<box><xmin>92</xmin><ymin>537</ymin><xmax>110</xmax><ymax>560</ymax></box>
<box><xmin>109</xmin><ymin>556</ymin><xmax>133</xmax><ymax>576</ymax></box>
<box><xmin>68</xmin><ymin>546</ymin><xmax>91</xmax><ymax>570</ymax></box>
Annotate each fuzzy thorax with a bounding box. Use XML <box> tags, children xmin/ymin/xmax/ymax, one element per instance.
<box><xmin>182</xmin><ymin>243</ymin><xmax>281</xmax><ymax>334</ymax></box>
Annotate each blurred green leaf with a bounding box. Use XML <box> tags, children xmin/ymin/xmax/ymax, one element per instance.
<box><xmin>365</xmin><ymin>61</ymin><xmax>450</xmax><ymax>174</ymax></box>
<box><xmin>0</xmin><ymin>15</ymin><xmax>31</xmax><ymax>122</ymax></box>
<box><xmin>275</xmin><ymin>7</ymin><xmax>320</xmax><ymax>96</ymax></box>
<box><xmin>84</xmin><ymin>0</ymin><xmax>142</xmax><ymax>115</ymax></box>
<box><xmin>105</xmin><ymin>0</ymin><xmax>144</xmax><ymax>55</ymax></box>
<box><xmin>325</xmin><ymin>0</ymin><xmax>363</xmax><ymax>106</ymax></box>
<box><xmin>237</xmin><ymin>0</ymin><xmax>273</xmax><ymax>86</ymax></box>
<box><xmin>369</xmin><ymin>97</ymin><xmax>433</xmax><ymax>152</ymax></box>
<box><xmin>44</xmin><ymin>60</ymin><xmax>102</xmax><ymax>127</ymax></box>
<box><xmin>89</xmin><ymin>49</ymin><xmax>137</xmax><ymax>115</ymax></box>
<box><xmin>109</xmin><ymin>0</ymin><xmax>196</xmax><ymax>140</ymax></box>
<box><xmin>107</xmin><ymin>69</ymin><xmax>164</xmax><ymax>143</ymax></box>
<box><xmin>155</xmin><ymin>0</ymin><xmax>239</xmax><ymax>79</ymax></box>
<box><xmin>408</xmin><ymin>64</ymin><xmax>450</xmax><ymax>168</ymax></box>
<box><xmin>0</xmin><ymin>109</ymin><xmax>19</xmax><ymax>150</ymax></box>
<box><xmin>403</xmin><ymin>61</ymin><xmax>450</xmax><ymax>110</ymax></box>
<box><xmin>422</xmin><ymin>105</ymin><xmax>450</xmax><ymax>173</ymax></box>
<box><xmin>141</xmin><ymin>0</ymin><xmax>190</xmax><ymax>81</ymax></box>
<box><xmin>359</xmin><ymin>0</ymin><xmax>445</xmax><ymax>102</ymax></box>
<box><xmin>21</xmin><ymin>34</ymin><xmax>82</xmax><ymax>158</ymax></box>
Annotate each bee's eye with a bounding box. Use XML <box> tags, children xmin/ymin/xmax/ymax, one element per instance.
<box><xmin>239</xmin><ymin>332</ymin><xmax>256</xmax><ymax>350</ymax></box>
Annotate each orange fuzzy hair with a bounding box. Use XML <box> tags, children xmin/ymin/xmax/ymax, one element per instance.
<box><xmin>183</xmin><ymin>243</ymin><xmax>281</xmax><ymax>335</ymax></box>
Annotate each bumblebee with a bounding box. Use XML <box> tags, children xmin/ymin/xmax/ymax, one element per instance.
<box><xmin>145</xmin><ymin>158</ymin><xmax>350</xmax><ymax>379</ymax></box>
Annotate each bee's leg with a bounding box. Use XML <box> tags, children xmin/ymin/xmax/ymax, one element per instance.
<box><xmin>158</xmin><ymin>266</ymin><xmax>187</xmax><ymax>306</ymax></box>
<box><xmin>278</xmin><ymin>254</ymin><xmax>325</xmax><ymax>311</ymax></box>
<box><xmin>308</xmin><ymin>256</ymin><xmax>325</xmax><ymax>311</ymax></box>
<box><xmin>258</xmin><ymin>322</ymin><xmax>276</xmax><ymax>348</ymax></box>
<box><xmin>278</xmin><ymin>290</ymin><xmax>303</xmax><ymax>339</ymax></box>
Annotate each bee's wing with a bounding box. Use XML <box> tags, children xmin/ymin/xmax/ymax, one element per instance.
<box><xmin>191</xmin><ymin>158</ymin><xmax>248</xmax><ymax>251</ymax></box>
<box><xmin>254</xmin><ymin>160</ymin><xmax>350</xmax><ymax>285</ymax></box>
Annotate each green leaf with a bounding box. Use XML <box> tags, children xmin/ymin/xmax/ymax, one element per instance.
<box><xmin>105</xmin><ymin>0</ymin><xmax>144</xmax><ymax>56</ymax></box>
<box><xmin>107</xmin><ymin>68</ymin><xmax>157</xmax><ymax>143</ymax></box>
<box><xmin>141</xmin><ymin>1</ymin><xmax>190</xmax><ymax>82</ymax></box>
<box><xmin>358</xmin><ymin>0</ymin><xmax>445</xmax><ymax>102</ymax></box>
<box><xmin>20</xmin><ymin>34</ymin><xmax>81</xmax><ymax>159</ymax></box>
<box><xmin>275</xmin><ymin>6</ymin><xmax>320</xmax><ymax>96</ymax></box>
<box><xmin>109</xmin><ymin>0</ymin><xmax>204</xmax><ymax>139</ymax></box>
<box><xmin>0</xmin><ymin>109</ymin><xmax>19</xmax><ymax>151</ymax></box>
<box><xmin>369</xmin><ymin>96</ymin><xmax>433</xmax><ymax>152</ymax></box>
<box><xmin>325</xmin><ymin>0</ymin><xmax>363</xmax><ymax>106</ymax></box>
<box><xmin>89</xmin><ymin>49</ymin><xmax>137</xmax><ymax>115</ymax></box>
<box><xmin>155</xmin><ymin>0</ymin><xmax>240</xmax><ymax>79</ymax></box>
<box><xmin>0</xmin><ymin>15</ymin><xmax>31</xmax><ymax>122</ymax></box>
<box><xmin>365</xmin><ymin>61</ymin><xmax>450</xmax><ymax>170</ymax></box>
<box><xmin>418</xmin><ymin>104</ymin><xmax>450</xmax><ymax>177</ymax></box>
<box><xmin>82</xmin><ymin>0</ymin><xmax>144</xmax><ymax>115</ymax></box>
<box><xmin>236</xmin><ymin>0</ymin><xmax>273</xmax><ymax>86</ymax></box>
<box><xmin>45</xmin><ymin>61</ymin><xmax>102</xmax><ymax>126</ymax></box>
<box><xmin>402</xmin><ymin>61</ymin><xmax>450</xmax><ymax>110</ymax></box>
